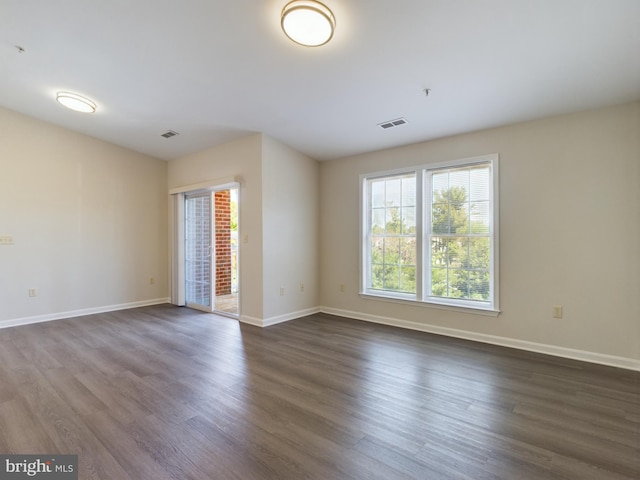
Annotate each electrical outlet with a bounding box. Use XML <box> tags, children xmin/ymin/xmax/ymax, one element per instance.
<box><xmin>280</xmin><ymin>286</ymin><xmax>285</xmax><ymax>296</ymax></box>
<box><xmin>299</xmin><ymin>282</ymin><xmax>304</xmax><ymax>293</ymax></box>
<box><xmin>339</xmin><ymin>283</ymin><xmax>345</xmax><ymax>293</ymax></box>
<box><xmin>553</xmin><ymin>305</ymin><xmax>563</xmax><ymax>319</ymax></box>
<box><xmin>28</xmin><ymin>288</ymin><xmax>37</xmax><ymax>297</ymax></box>
<box><xmin>149</xmin><ymin>276</ymin><xmax>155</xmax><ymax>285</ymax></box>
<box><xmin>0</xmin><ymin>235</ymin><xmax>13</xmax><ymax>245</ymax></box>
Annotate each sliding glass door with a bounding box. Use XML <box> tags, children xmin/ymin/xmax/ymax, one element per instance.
<box><xmin>183</xmin><ymin>188</ymin><xmax>239</xmax><ymax>316</ymax></box>
<box><xmin>185</xmin><ymin>193</ymin><xmax>213</xmax><ymax>312</ymax></box>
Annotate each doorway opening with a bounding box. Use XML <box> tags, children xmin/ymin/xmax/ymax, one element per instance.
<box><xmin>213</xmin><ymin>188</ymin><xmax>239</xmax><ymax>315</ymax></box>
<box><xmin>184</xmin><ymin>187</ymin><xmax>239</xmax><ymax>316</ymax></box>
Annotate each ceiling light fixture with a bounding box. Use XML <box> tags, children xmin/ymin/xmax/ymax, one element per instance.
<box><xmin>56</xmin><ymin>92</ymin><xmax>97</xmax><ymax>113</ymax></box>
<box><xmin>281</xmin><ymin>0</ymin><xmax>335</xmax><ymax>47</ymax></box>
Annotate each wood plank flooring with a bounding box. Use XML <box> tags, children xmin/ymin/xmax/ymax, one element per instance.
<box><xmin>0</xmin><ymin>304</ymin><xmax>638</xmax><ymax>479</ymax></box>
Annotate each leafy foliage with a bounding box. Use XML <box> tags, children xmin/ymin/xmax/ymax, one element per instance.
<box><xmin>431</xmin><ymin>186</ymin><xmax>490</xmax><ymax>301</ymax></box>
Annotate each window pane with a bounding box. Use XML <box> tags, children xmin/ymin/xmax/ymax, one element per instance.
<box><xmin>451</xmin><ymin>201</ymin><xmax>469</xmax><ymax>234</ymax></box>
<box><xmin>385</xmin><ymin>207</ymin><xmax>401</xmax><ymax>234</ymax></box>
<box><xmin>450</xmin><ymin>169</ymin><xmax>469</xmax><ymax>192</ymax></box>
<box><xmin>402</xmin><ymin>176</ymin><xmax>416</xmax><ymax>206</ymax></box>
<box><xmin>468</xmin><ymin>237</ymin><xmax>490</xmax><ymax>269</ymax></box>
<box><xmin>386</xmin><ymin>178</ymin><xmax>402</xmax><ymax>206</ymax></box>
<box><xmin>431</xmin><ymin>267</ymin><xmax>447</xmax><ymax>297</ymax></box>
<box><xmin>470</xmin><ymin>202</ymin><xmax>490</xmax><ymax>233</ymax></box>
<box><xmin>371</xmin><ymin>181</ymin><xmax>385</xmax><ymax>207</ymax></box>
<box><xmin>371</xmin><ymin>236</ymin><xmax>384</xmax><ymax>264</ymax></box>
<box><xmin>400</xmin><ymin>266</ymin><xmax>416</xmax><ymax>293</ymax></box>
<box><xmin>371</xmin><ymin>264</ymin><xmax>384</xmax><ymax>289</ymax></box>
<box><xmin>432</xmin><ymin>203</ymin><xmax>450</xmax><ymax>234</ymax></box>
<box><xmin>383</xmin><ymin>265</ymin><xmax>400</xmax><ymax>290</ymax></box>
<box><xmin>372</xmin><ymin>208</ymin><xmax>385</xmax><ymax>233</ymax></box>
<box><xmin>366</xmin><ymin>172</ymin><xmax>417</xmax><ymax>295</ymax></box>
<box><xmin>469</xmin><ymin>270</ymin><xmax>490</xmax><ymax>300</ymax></box>
<box><xmin>432</xmin><ymin>179</ymin><xmax>470</xmax><ymax>234</ymax></box>
<box><xmin>431</xmin><ymin>237</ymin><xmax>449</xmax><ymax>266</ymax></box>
<box><xmin>432</xmin><ymin>173</ymin><xmax>448</xmax><ymax>200</ymax></box>
<box><xmin>450</xmin><ymin>269</ymin><xmax>469</xmax><ymax>298</ymax></box>
<box><xmin>383</xmin><ymin>237</ymin><xmax>400</xmax><ymax>264</ymax></box>
<box><xmin>402</xmin><ymin>207</ymin><xmax>416</xmax><ymax>234</ymax></box>
<box><xmin>431</xmin><ymin>232</ymin><xmax>491</xmax><ymax>301</ymax></box>
<box><xmin>449</xmin><ymin>237</ymin><xmax>468</xmax><ymax>268</ymax></box>
<box><xmin>470</xmin><ymin>167</ymin><xmax>490</xmax><ymax>201</ymax></box>
<box><xmin>400</xmin><ymin>237</ymin><xmax>416</xmax><ymax>265</ymax></box>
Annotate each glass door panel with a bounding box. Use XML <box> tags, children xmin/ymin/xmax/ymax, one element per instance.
<box><xmin>185</xmin><ymin>193</ymin><xmax>212</xmax><ymax>311</ymax></box>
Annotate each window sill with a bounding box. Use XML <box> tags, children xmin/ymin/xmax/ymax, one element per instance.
<box><xmin>359</xmin><ymin>292</ymin><xmax>501</xmax><ymax>317</ymax></box>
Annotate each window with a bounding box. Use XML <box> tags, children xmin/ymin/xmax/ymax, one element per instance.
<box><xmin>369</xmin><ymin>173</ymin><xmax>417</xmax><ymax>295</ymax></box>
<box><xmin>362</xmin><ymin>155</ymin><xmax>499</xmax><ymax>313</ymax></box>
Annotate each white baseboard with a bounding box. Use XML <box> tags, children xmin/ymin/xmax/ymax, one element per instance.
<box><xmin>0</xmin><ymin>298</ymin><xmax>171</xmax><ymax>330</ymax></box>
<box><xmin>239</xmin><ymin>315</ymin><xmax>263</xmax><ymax>327</ymax></box>
<box><xmin>319</xmin><ymin>306</ymin><xmax>640</xmax><ymax>372</ymax></box>
<box><xmin>240</xmin><ymin>307</ymin><xmax>321</xmax><ymax>328</ymax></box>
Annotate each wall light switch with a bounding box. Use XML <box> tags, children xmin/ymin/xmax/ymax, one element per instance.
<box><xmin>0</xmin><ymin>235</ymin><xmax>14</xmax><ymax>245</ymax></box>
<box><xmin>553</xmin><ymin>305</ymin><xmax>563</xmax><ymax>319</ymax></box>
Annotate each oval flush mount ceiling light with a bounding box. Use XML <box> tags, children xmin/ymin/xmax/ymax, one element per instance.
<box><xmin>56</xmin><ymin>91</ymin><xmax>97</xmax><ymax>113</ymax></box>
<box><xmin>281</xmin><ymin>0</ymin><xmax>335</xmax><ymax>47</ymax></box>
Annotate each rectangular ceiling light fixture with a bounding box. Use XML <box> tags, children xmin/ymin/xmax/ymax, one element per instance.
<box><xmin>378</xmin><ymin>118</ymin><xmax>407</xmax><ymax>129</ymax></box>
<box><xmin>161</xmin><ymin>130</ymin><xmax>179</xmax><ymax>138</ymax></box>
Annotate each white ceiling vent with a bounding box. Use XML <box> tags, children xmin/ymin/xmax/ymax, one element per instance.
<box><xmin>161</xmin><ymin>130</ymin><xmax>179</xmax><ymax>138</ymax></box>
<box><xmin>378</xmin><ymin>118</ymin><xmax>407</xmax><ymax>129</ymax></box>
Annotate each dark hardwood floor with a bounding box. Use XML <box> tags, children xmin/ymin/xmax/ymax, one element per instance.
<box><xmin>0</xmin><ymin>304</ymin><xmax>638</xmax><ymax>479</ymax></box>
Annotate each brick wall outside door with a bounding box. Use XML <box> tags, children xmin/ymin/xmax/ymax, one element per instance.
<box><xmin>214</xmin><ymin>190</ymin><xmax>232</xmax><ymax>295</ymax></box>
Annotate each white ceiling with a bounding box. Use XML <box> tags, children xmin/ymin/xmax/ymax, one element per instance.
<box><xmin>1</xmin><ymin>0</ymin><xmax>638</xmax><ymax>161</ymax></box>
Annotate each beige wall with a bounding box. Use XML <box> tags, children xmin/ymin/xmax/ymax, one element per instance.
<box><xmin>320</xmin><ymin>102</ymin><xmax>640</xmax><ymax>362</ymax></box>
<box><xmin>167</xmin><ymin>133</ymin><xmax>320</xmax><ymax>324</ymax></box>
<box><xmin>167</xmin><ymin>134</ymin><xmax>265</xmax><ymax>320</ymax></box>
<box><xmin>262</xmin><ymin>135</ymin><xmax>319</xmax><ymax>320</ymax></box>
<box><xmin>0</xmin><ymin>107</ymin><xmax>168</xmax><ymax>324</ymax></box>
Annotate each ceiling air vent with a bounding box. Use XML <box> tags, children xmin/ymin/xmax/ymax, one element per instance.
<box><xmin>378</xmin><ymin>118</ymin><xmax>407</xmax><ymax>129</ymax></box>
<box><xmin>161</xmin><ymin>130</ymin><xmax>179</xmax><ymax>138</ymax></box>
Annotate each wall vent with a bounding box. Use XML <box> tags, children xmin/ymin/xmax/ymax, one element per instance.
<box><xmin>161</xmin><ymin>130</ymin><xmax>179</xmax><ymax>138</ymax></box>
<box><xmin>378</xmin><ymin>118</ymin><xmax>407</xmax><ymax>129</ymax></box>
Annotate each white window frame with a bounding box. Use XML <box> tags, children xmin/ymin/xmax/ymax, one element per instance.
<box><xmin>360</xmin><ymin>154</ymin><xmax>499</xmax><ymax>315</ymax></box>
